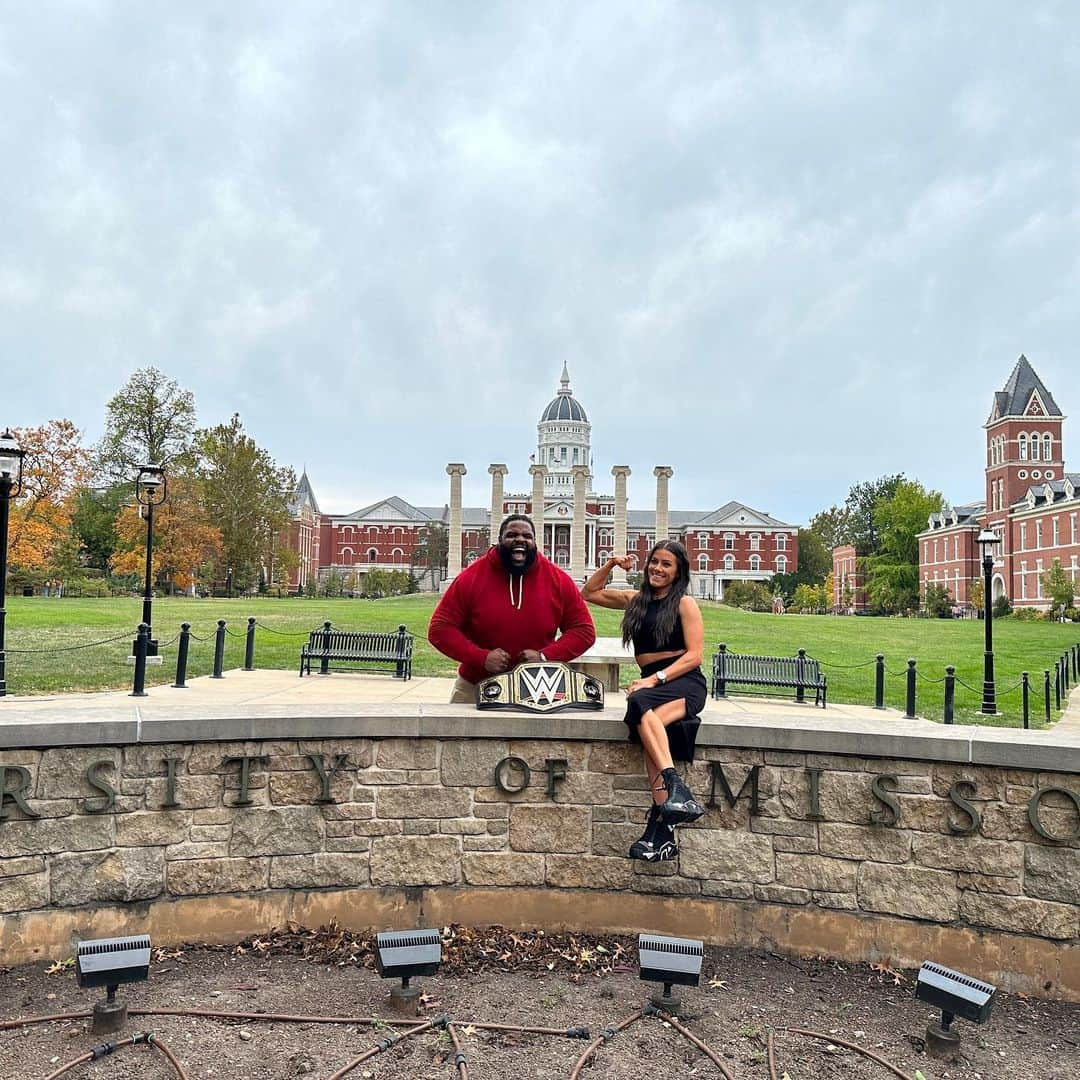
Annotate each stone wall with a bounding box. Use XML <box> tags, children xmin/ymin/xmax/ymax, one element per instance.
<box><xmin>1</xmin><ymin>735</ymin><xmax>1078</xmax><ymax>996</ymax></box>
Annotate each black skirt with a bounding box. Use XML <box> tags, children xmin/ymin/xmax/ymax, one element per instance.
<box><xmin>623</xmin><ymin>660</ymin><xmax>707</xmax><ymax>763</ymax></box>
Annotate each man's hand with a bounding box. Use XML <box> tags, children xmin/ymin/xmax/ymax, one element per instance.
<box><xmin>484</xmin><ymin>648</ymin><xmax>512</xmax><ymax>674</ymax></box>
<box><xmin>518</xmin><ymin>649</ymin><xmax>544</xmax><ymax>664</ymax></box>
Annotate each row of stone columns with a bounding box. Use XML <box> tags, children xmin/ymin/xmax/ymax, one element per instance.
<box><xmin>444</xmin><ymin>462</ymin><xmax>673</xmax><ymax>581</ymax></box>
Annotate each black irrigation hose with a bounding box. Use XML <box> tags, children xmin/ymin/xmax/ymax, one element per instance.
<box><xmin>653</xmin><ymin>1008</ymin><xmax>738</xmax><ymax>1080</ymax></box>
<box><xmin>327</xmin><ymin>1017</ymin><xmax>440</xmax><ymax>1080</ymax></box>
<box><xmin>3</xmin><ymin>631</ymin><xmax>133</xmax><ymax>655</ymax></box>
<box><xmin>42</xmin><ymin>1032</ymin><xmax>189</xmax><ymax>1080</ymax></box>
<box><xmin>448</xmin><ymin>1021</ymin><xmax>469</xmax><ymax>1079</ymax></box>
<box><xmin>766</xmin><ymin>1027</ymin><xmax>910</xmax><ymax>1080</ymax></box>
<box><xmin>568</xmin><ymin>1009</ymin><xmax>645</xmax><ymax>1078</ymax></box>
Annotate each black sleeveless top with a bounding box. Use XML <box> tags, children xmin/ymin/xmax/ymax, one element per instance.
<box><xmin>631</xmin><ymin>598</ymin><xmax>686</xmax><ymax>655</ymax></box>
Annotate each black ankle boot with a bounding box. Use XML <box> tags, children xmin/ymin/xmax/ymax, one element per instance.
<box><xmin>628</xmin><ymin>804</ymin><xmax>678</xmax><ymax>862</ymax></box>
<box><xmin>659</xmin><ymin>768</ymin><xmax>705</xmax><ymax>826</ymax></box>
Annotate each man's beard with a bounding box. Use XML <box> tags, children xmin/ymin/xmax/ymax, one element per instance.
<box><xmin>498</xmin><ymin>545</ymin><xmax>538</xmax><ymax>578</ymax></box>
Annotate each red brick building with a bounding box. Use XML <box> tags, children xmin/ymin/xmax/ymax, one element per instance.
<box><xmin>831</xmin><ymin>544</ymin><xmax>867</xmax><ymax>612</ymax></box>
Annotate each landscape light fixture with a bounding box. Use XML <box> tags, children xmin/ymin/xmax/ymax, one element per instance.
<box><xmin>637</xmin><ymin>933</ymin><xmax>703</xmax><ymax>1016</ymax></box>
<box><xmin>75</xmin><ymin>934</ymin><xmax>152</xmax><ymax>1034</ymax></box>
<box><xmin>976</xmin><ymin>528</ymin><xmax>998</xmax><ymax>714</ymax></box>
<box><xmin>134</xmin><ymin>463</ymin><xmax>167</xmax><ymax>658</ymax></box>
<box><xmin>915</xmin><ymin>960</ymin><xmax>996</xmax><ymax>1061</ymax></box>
<box><xmin>0</xmin><ymin>428</ymin><xmax>27</xmax><ymax>698</ymax></box>
<box><xmin>374</xmin><ymin>928</ymin><xmax>442</xmax><ymax>1015</ymax></box>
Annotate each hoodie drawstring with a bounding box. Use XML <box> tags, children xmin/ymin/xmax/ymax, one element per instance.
<box><xmin>508</xmin><ymin>575</ymin><xmax>523</xmax><ymax>610</ymax></box>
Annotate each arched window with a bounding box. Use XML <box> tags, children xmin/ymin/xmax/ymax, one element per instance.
<box><xmin>1030</xmin><ymin>432</ymin><xmax>1040</xmax><ymax>460</ymax></box>
<box><xmin>367</xmin><ymin>548</ymin><xmax>378</xmax><ymax>562</ymax></box>
<box><xmin>1019</xmin><ymin>434</ymin><xmax>1028</xmax><ymax>460</ymax></box>
<box><xmin>697</xmin><ymin>554</ymin><xmax>709</xmax><ymax>571</ymax></box>
<box><xmin>724</xmin><ymin>554</ymin><xmax>735</xmax><ymax>571</ymax></box>
<box><xmin>776</xmin><ymin>555</ymin><xmax>788</xmax><ymax>574</ymax></box>
<box><xmin>341</xmin><ymin>546</ymin><xmax>354</xmax><ymax>557</ymax></box>
<box><xmin>1044</xmin><ymin>433</ymin><xmax>1053</xmax><ymax>461</ymax></box>
<box><xmin>749</xmin><ymin>554</ymin><xmax>761</xmax><ymax>571</ymax></box>
<box><xmin>391</xmin><ymin>548</ymin><xmax>404</xmax><ymax>559</ymax></box>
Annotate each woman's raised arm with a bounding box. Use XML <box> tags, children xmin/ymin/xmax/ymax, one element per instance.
<box><xmin>581</xmin><ymin>555</ymin><xmax>634</xmax><ymax>609</ymax></box>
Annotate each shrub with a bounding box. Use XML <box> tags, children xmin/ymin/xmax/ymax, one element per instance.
<box><xmin>1065</xmin><ymin>607</ymin><xmax>1080</xmax><ymax>622</ymax></box>
<box><xmin>992</xmin><ymin>594</ymin><xmax>1012</xmax><ymax>619</ymax></box>
<box><xmin>723</xmin><ymin>581</ymin><xmax>773</xmax><ymax>612</ymax></box>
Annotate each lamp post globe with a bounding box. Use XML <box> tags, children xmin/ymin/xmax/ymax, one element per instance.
<box><xmin>134</xmin><ymin>464</ymin><xmax>167</xmax><ymax>656</ymax></box>
<box><xmin>0</xmin><ymin>429</ymin><xmax>27</xmax><ymax>698</ymax></box>
<box><xmin>976</xmin><ymin>529</ymin><xmax>998</xmax><ymax>715</ymax></box>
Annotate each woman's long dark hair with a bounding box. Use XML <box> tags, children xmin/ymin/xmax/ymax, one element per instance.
<box><xmin>621</xmin><ymin>540</ymin><xmax>691</xmax><ymax>648</ymax></box>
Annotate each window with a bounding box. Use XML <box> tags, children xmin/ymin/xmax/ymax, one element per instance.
<box><xmin>1019</xmin><ymin>434</ymin><xmax>1028</xmax><ymax>460</ymax></box>
<box><xmin>724</xmin><ymin>534</ymin><xmax>735</xmax><ymax>550</ymax></box>
<box><xmin>749</xmin><ymin>554</ymin><xmax>761</xmax><ymax>571</ymax></box>
<box><xmin>697</xmin><ymin>554</ymin><xmax>709</xmax><ymax>571</ymax></box>
<box><xmin>724</xmin><ymin>554</ymin><xmax>735</xmax><ymax>571</ymax></box>
<box><xmin>1053</xmin><ymin>518</ymin><xmax>1060</xmax><ymax>546</ymax></box>
<box><xmin>341</xmin><ymin>547</ymin><xmax>353</xmax><ymax>557</ymax></box>
<box><xmin>698</xmin><ymin>533</ymin><xmax>709</xmax><ymax>546</ymax></box>
<box><xmin>1020</xmin><ymin>562</ymin><xmax>1028</xmax><ymax>599</ymax></box>
<box><xmin>1036</xmin><ymin>560</ymin><xmax>1043</xmax><ymax>598</ymax></box>
<box><xmin>750</xmin><ymin>534</ymin><xmax>761</xmax><ymax>551</ymax></box>
<box><xmin>776</xmin><ymin>555</ymin><xmax>788</xmax><ymax>574</ymax></box>
<box><xmin>1036</xmin><ymin>521</ymin><xmax>1042</xmax><ymax>548</ymax></box>
<box><xmin>1019</xmin><ymin>523</ymin><xmax>1027</xmax><ymax>550</ymax></box>
<box><xmin>1072</xmin><ymin>514</ymin><xmax>1077</xmax><ymax>544</ymax></box>
<box><xmin>776</xmin><ymin>534</ymin><xmax>787</xmax><ymax>550</ymax></box>
<box><xmin>392</xmin><ymin>548</ymin><xmax>404</xmax><ymax>559</ymax></box>
<box><xmin>1044</xmin><ymin>433</ymin><xmax>1053</xmax><ymax>461</ymax></box>
<box><xmin>367</xmin><ymin>548</ymin><xmax>378</xmax><ymax>562</ymax></box>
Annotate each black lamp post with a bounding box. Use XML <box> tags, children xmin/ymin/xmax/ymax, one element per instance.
<box><xmin>135</xmin><ymin>464</ymin><xmax>167</xmax><ymax>656</ymax></box>
<box><xmin>0</xmin><ymin>429</ymin><xmax>27</xmax><ymax>698</ymax></box>
<box><xmin>226</xmin><ymin>566</ymin><xmax>233</xmax><ymax>599</ymax></box>
<box><xmin>977</xmin><ymin>529</ymin><xmax>997</xmax><ymax>715</ymax></box>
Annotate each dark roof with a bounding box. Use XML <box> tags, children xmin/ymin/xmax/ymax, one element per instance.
<box><xmin>540</xmin><ymin>363</ymin><xmax>589</xmax><ymax>423</ymax></box>
<box><xmin>289</xmin><ymin>471</ymin><xmax>320</xmax><ymax>516</ymax></box>
<box><xmin>987</xmin><ymin>355</ymin><xmax>1062</xmax><ymax>423</ymax></box>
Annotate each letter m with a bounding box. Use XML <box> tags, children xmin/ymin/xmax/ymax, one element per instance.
<box><xmin>707</xmin><ymin>763</ymin><xmax>762</xmax><ymax>815</ymax></box>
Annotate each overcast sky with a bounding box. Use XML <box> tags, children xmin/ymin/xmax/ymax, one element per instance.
<box><xmin>3</xmin><ymin>3</ymin><xmax>1079</xmax><ymax>522</ymax></box>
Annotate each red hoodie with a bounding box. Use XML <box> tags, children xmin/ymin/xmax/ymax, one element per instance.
<box><xmin>428</xmin><ymin>548</ymin><xmax>596</xmax><ymax>684</ymax></box>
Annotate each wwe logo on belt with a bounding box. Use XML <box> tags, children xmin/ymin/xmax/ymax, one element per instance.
<box><xmin>518</xmin><ymin>664</ymin><xmax>567</xmax><ymax>706</ymax></box>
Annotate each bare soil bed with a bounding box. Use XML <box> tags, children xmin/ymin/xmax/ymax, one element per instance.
<box><xmin>1</xmin><ymin>925</ymin><xmax>1076</xmax><ymax>1079</ymax></box>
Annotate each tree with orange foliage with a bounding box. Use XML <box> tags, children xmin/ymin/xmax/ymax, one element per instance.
<box><xmin>7</xmin><ymin>420</ymin><xmax>91</xmax><ymax>572</ymax></box>
<box><xmin>112</xmin><ymin>474</ymin><xmax>222</xmax><ymax>592</ymax></box>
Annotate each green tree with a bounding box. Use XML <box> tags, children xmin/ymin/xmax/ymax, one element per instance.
<box><xmin>97</xmin><ymin>367</ymin><xmax>197</xmax><ymax>481</ymax></box>
<box><xmin>194</xmin><ymin>414</ymin><xmax>295</xmax><ymax>591</ymax></box>
<box><xmin>1040</xmin><ymin>559</ymin><xmax>1075</xmax><ymax>613</ymax></box>
<box><xmin>410</xmin><ymin>522</ymin><xmax>448</xmax><ymax>591</ymax></box>
<box><xmin>863</xmin><ymin>479</ymin><xmax>942</xmax><ymax>613</ymax></box>
<box><xmin>723</xmin><ymin>581</ymin><xmax>772</xmax><ymax>611</ymax></box>
<box><xmin>808</xmin><ymin>506</ymin><xmax>850</xmax><ymax>551</ymax></box>
<box><xmin>842</xmin><ymin>474</ymin><xmax>905</xmax><ymax>555</ymax></box>
<box><xmin>772</xmin><ymin>528</ymin><xmax>832</xmax><ymax>598</ymax></box>
<box><xmin>922</xmin><ymin>582</ymin><xmax>952</xmax><ymax>618</ymax></box>
<box><xmin>69</xmin><ymin>485</ymin><xmax>128</xmax><ymax>570</ymax></box>
<box><xmin>968</xmin><ymin>578</ymin><xmax>984</xmax><ymax>613</ymax></box>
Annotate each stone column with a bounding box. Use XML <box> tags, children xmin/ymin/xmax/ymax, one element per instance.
<box><xmin>446</xmin><ymin>464</ymin><xmax>467</xmax><ymax>581</ymax></box>
<box><xmin>611</xmin><ymin>465</ymin><xmax>631</xmax><ymax>585</ymax></box>
<box><xmin>654</xmin><ymin>466</ymin><xmax>673</xmax><ymax>546</ymax></box>
<box><xmin>529</xmin><ymin>464</ymin><xmax>547</xmax><ymax>555</ymax></box>
<box><xmin>571</xmin><ymin>464</ymin><xmax>590</xmax><ymax>583</ymax></box>
<box><xmin>488</xmin><ymin>464</ymin><xmax>508</xmax><ymax>546</ymax></box>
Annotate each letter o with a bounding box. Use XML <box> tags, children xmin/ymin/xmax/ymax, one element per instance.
<box><xmin>494</xmin><ymin>756</ymin><xmax>531</xmax><ymax>794</ymax></box>
<box><xmin>1027</xmin><ymin>786</ymin><xmax>1080</xmax><ymax>842</ymax></box>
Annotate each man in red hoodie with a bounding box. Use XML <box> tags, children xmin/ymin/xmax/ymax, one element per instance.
<box><xmin>428</xmin><ymin>514</ymin><xmax>597</xmax><ymax>703</ymax></box>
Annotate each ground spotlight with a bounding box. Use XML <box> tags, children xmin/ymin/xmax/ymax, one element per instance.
<box><xmin>374</xmin><ymin>928</ymin><xmax>442</xmax><ymax>1015</ymax></box>
<box><xmin>915</xmin><ymin>960</ymin><xmax>996</xmax><ymax>1061</ymax></box>
<box><xmin>75</xmin><ymin>934</ymin><xmax>152</xmax><ymax>1034</ymax></box>
<box><xmin>637</xmin><ymin>933</ymin><xmax>703</xmax><ymax>1016</ymax></box>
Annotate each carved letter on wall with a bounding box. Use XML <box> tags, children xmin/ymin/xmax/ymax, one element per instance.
<box><xmin>308</xmin><ymin>753</ymin><xmax>349</xmax><ymax>804</ymax></box>
<box><xmin>494</xmin><ymin>756</ymin><xmax>531</xmax><ymax>794</ymax></box>
<box><xmin>0</xmin><ymin>765</ymin><xmax>40</xmax><ymax>820</ymax></box>
<box><xmin>806</xmin><ymin>768</ymin><xmax>825</xmax><ymax>821</ymax></box>
<box><xmin>870</xmin><ymin>774</ymin><xmax>900</xmax><ymax>826</ymax></box>
<box><xmin>707</xmin><ymin>763</ymin><xmax>762</xmax><ymax>815</ymax></box>
<box><xmin>162</xmin><ymin>757</ymin><xmax>182</xmax><ymax>809</ymax></box>
<box><xmin>1027</xmin><ymin>786</ymin><xmax>1080</xmax><ymax>842</ymax></box>
<box><xmin>223</xmin><ymin>755</ymin><xmax>270</xmax><ymax>807</ymax></box>
<box><xmin>83</xmin><ymin>760</ymin><xmax>117</xmax><ymax>814</ymax></box>
<box><xmin>947</xmin><ymin>780</ymin><xmax>981</xmax><ymax>836</ymax></box>
<box><xmin>545</xmin><ymin>758</ymin><xmax>568</xmax><ymax>798</ymax></box>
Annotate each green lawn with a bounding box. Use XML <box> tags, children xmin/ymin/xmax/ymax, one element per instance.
<box><xmin>3</xmin><ymin>595</ymin><xmax>1078</xmax><ymax>729</ymax></box>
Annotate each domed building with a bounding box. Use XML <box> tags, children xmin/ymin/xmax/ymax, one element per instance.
<box><xmin>286</xmin><ymin>369</ymin><xmax>799</xmax><ymax>600</ymax></box>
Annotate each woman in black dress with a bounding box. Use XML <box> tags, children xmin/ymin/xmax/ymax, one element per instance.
<box><xmin>582</xmin><ymin>540</ymin><xmax>707</xmax><ymax>861</ymax></box>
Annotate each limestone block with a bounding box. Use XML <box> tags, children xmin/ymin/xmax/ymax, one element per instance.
<box><xmin>353</xmin><ymin>820</ymin><xmax>404</xmax><ymax>836</ymax></box>
<box><xmin>37</xmin><ymin>748</ymin><xmax>121</xmax><ymax>799</ymax></box>
<box><xmin>0</xmin><ymin>872</ymin><xmax>48</xmax><ymax>913</ymax></box>
<box><xmin>269</xmin><ymin>770</ymin><xmax>352</xmax><ymax>806</ymax></box>
<box><xmin>508</xmin><ymin>740</ymin><xmax>590</xmax><ymax>771</ymax></box>
<box><xmin>509</xmin><ymin>806</ymin><xmax>590</xmax><ymax>853</ymax></box>
<box><xmin>115</xmin><ymin>811</ymin><xmax>189</xmax><ymax>847</ymax></box>
<box><xmin>679</xmin><ymin>831</ymin><xmax>774</xmax><ymax>884</ymax></box>
<box><xmin>979</xmin><ymin>804</ymin><xmax>1056</xmax><ymax>842</ymax></box>
<box><xmin>376</xmin><ymin>739</ymin><xmax>436</xmax><ymax>770</ymax></box>
<box><xmin>165</xmin><ymin>842</ymin><xmax>229</xmax><ymax>860</ymax></box>
<box><xmin>633</xmin><ymin>873</ymin><xmax>701</xmax><ymax>896</ymax></box>
<box><xmin>0</xmin><ymin>749</ymin><xmax>40</xmax><ymax>767</ymax></box>
<box><xmin>190</xmin><ymin>825</ymin><xmax>232</xmax><ymax>843</ymax></box>
<box><xmin>361</xmin><ymin>770</ymin><xmax>410</xmax><ymax>785</ymax></box>
<box><xmin>123</xmin><ymin>744</ymin><xmax>190</xmax><ymax>777</ymax></box>
<box><xmin>545</xmin><ymin>854</ymin><xmax>633</xmax><ymax>890</ymax></box>
<box><xmin>592</xmin><ymin>806</ymin><xmax>628</xmax><ymax>823</ymax></box>
<box><xmin>187</xmin><ymin>742</ymin><xmax>265</xmax><ymax>775</ymax></box>
<box><xmin>376</xmin><ymin>786</ymin><xmax>471</xmax><ymax>820</ymax></box>
<box><xmin>321</xmin><ymin>803</ymin><xmax>375</xmax><ymax>820</ymax></box>
<box><xmin>812</xmin><ymin>891</ymin><xmax>858</xmax><ymax>911</ymax></box>
<box><xmin>438</xmin><ymin>819</ymin><xmax>487</xmax><ymax>836</ymax></box>
<box><xmin>776</xmin><ymin>854</ymin><xmax>856</xmax><ymax>893</ymax></box>
<box><xmin>586</xmin><ymin>743</ymin><xmax>641</xmax><ymax>774</ymax></box>
<box><xmin>325</xmin><ymin>821</ymin><xmax>355</xmax><ymax>838</ymax></box>
<box><xmin>405</xmin><ymin>821</ymin><xmax>440</xmax><ymax>835</ymax></box>
<box><xmin>463</xmin><ymin>835</ymin><xmax>508</xmax><ymax>852</ymax></box>
<box><xmin>168</xmin><ymin>857</ymin><xmax>269</xmax><ymax>896</ymax></box>
<box><xmin>931</xmin><ymin>765</ymin><xmax>1005</xmax><ymax>801</ymax></box>
<box><xmin>298</xmin><ymin>739</ymin><xmax>373</xmax><ymax>769</ymax></box>
<box><xmin>145</xmin><ymin>775</ymin><xmax>223</xmax><ymax>810</ymax></box>
<box><xmin>764</xmin><ymin>751</ymin><xmax>807</xmax><ymax>768</ymax></box>
<box><xmin>858</xmin><ymin>864</ymin><xmax>958</xmax><ymax>922</ymax></box>
<box><xmin>0</xmin><ymin>816</ymin><xmax>113</xmax><ymax>858</ymax></box>
<box><xmin>893</xmin><ymin>796</ymin><xmax>950</xmax><ymax>834</ymax></box>
<box><xmin>192</xmin><ymin>809</ymin><xmax>234</xmax><ymax>825</ymax></box>
<box><xmin>773</xmin><ymin>836</ymin><xmax>817</xmax><ymax>854</ymax></box>
<box><xmin>473</xmin><ymin>803</ymin><xmax>509</xmax><ymax>819</ymax></box>
<box><xmin>701</xmin><ymin>880</ymin><xmax>755</xmax><ymax>900</ymax></box>
<box><xmin>703</xmin><ymin>748</ymin><xmax>765</xmax><ymax>766</ymax></box>
<box><xmin>779</xmin><ymin>769</ymin><xmax>875</xmax><ymax>824</ymax></box>
<box><xmin>803</xmin><ymin>753</ymin><xmax>863</xmax><ymax>772</ymax></box>
<box><xmin>0</xmin><ymin>856</ymin><xmax>44</xmax><ymax>877</ymax></box>
<box><xmin>486</xmin><ymin>820</ymin><xmax>509</xmax><ymax>836</ymax></box>
<box><xmin>818</xmin><ymin>823</ymin><xmax>911</xmax><ymax>864</ymax></box>
<box><xmin>958</xmin><ymin>872</ymin><xmax>1021</xmax><ymax>896</ymax></box>
<box><xmin>750</xmin><ymin>817</ymin><xmax>817</xmax><ymax>838</ymax></box>
<box><xmin>552</xmin><ymin>773</ymin><xmax>614</xmax><ymax>806</ymax></box>
<box><xmin>1006</xmin><ymin>785</ymin><xmax>1035</xmax><ymax>805</ymax></box>
<box><xmin>591</xmin><ymin>822</ymin><xmax>642</xmax><ymax>858</ymax></box>
<box><xmin>755</xmin><ymin>884</ymin><xmax>811</xmax><ymax>905</ymax></box>
<box><xmin>51</xmin><ymin>848</ymin><xmax>165</xmax><ymax>906</ymax></box>
<box><xmin>370</xmin><ymin>836</ymin><xmax>460</xmax><ymax>886</ymax></box>
<box><xmin>270</xmin><ymin>853</ymin><xmax>370</xmax><ymax>889</ymax></box>
<box><xmin>325</xmin><ymin>837</ymin><xmax>372</xmax><ymax>853</ymax></box>
<box><xmin>913</xmin><ymin>835</ymin><xmax>1023</xmax><ymax>877</ymax></box>
<box><xmin>230</xmin><ymin>807</ymin><xmax>324</xmax><ymax>857</ymax></box>
<box><xmin>440</xmin><ymin>741</ymin><xmax>509</xmax><ymax>786</ymax></box>
<box><xmin>611</xmin><ymin>775</ymin><xmax>650</xmax><ymax>791</ymax></box>
<box><xmin>1024</xmin><ymin>845</ymin><xmax>1080</xmax><ymax>904</ymax></box>
<box><xmin>859</xmin><ymin>757</ymin><xmax>932</xmax><ymax>777</ymax></box>
<box><xmin>960</xmin><ymin>892</ymin><xmax>1077</xmax><ymax>940</ymax></box>
<box><xmin>461</xmin><ymin>853</ymin><xmax>545</xmax><ymax>886</ymax></box>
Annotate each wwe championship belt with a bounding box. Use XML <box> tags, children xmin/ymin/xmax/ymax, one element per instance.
<box><xmin>476</xmin><ymin>662</ymin><xmax>604</xmax><ymax>712</ymax></box>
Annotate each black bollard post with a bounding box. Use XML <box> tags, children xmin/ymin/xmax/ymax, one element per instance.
<box><xmin>715</xmin><ymin>642</ymin><xmax>728</xmax><ymax>698</ymax></box>
<box><xmin>905</xmin><ymin>659</ymin><xmax>917</xmax><ymax>719</ymax></box>
<box><xmin>213</xmin><ymin>619</ymin><xmax>226</xmax><ymax>679</ymax></box>
<box><xmin>1064</xmin><ymin>653</ymin><xmax>1070</xmax><ymax>692</ymax></box>
<box><xmin>1045</xmin><ymin>669</ymin><xmax>1052</xmax><ymax>722</ymax></box>
<box><xmin>1073</xmin><ymin>643</ymin><xmax>1078</xmax><ymax>680</ymax></box>
<box><xmin>131</xmin><ymin>623</ymin><xmax>149</xmax><ymax>697</ymax></box>
<box><xmin>795</xmin><ymin>648</ymin><xmax>806</xmax><ymax>703</ymax></box>
<box><xmin>1021</xmin><ymin>671</ymin><xmax>1030</xmax><ymax>729</ymax></box>
<box><xmin>320</xmin><ymin>620</ymin><xmax>333</xmax><ymax>676</ymax></box>
<box><xmin>395</xmin><ymin>623</ymin><xmax>408</xmax><ymax>679</ymax></box>
<box><xmin>943</xmin><ymin>666</ymin><xmax>955</xmax><ymax>725</ymax></box>
<box><xmin>874</xmin><ymin>654</ymin><xmax>885</xmax><ymax>709</ymax></box>
<box><xmin>1055</xmin><ymin>660</ymin><xmax>1061</xmax><ymax>710</ymax></box>
<box><xmin>244</xmin><ymin>617</ymin><xmax>256</xmax><ymax>671</ymax></box>
<box><xmin>173</xmin><ymin>623</ymin><xmax>191</xmax><ymax>689</ymax></box>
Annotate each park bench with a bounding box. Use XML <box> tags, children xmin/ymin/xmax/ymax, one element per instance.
<box><xmin>300</xmin><ymin>623</ymin><xmax>414</xmax><ymax>679</ymax></box>
<box><xmin>711</xmin><ymin>643</ymin><xmax>826</xmax><ymax>707</ymax></box>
